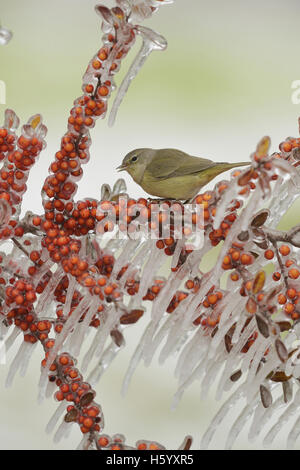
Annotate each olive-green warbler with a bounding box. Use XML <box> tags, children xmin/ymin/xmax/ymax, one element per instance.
<box><xmin>117</xmin><ymin>148</ymin><xmax>249</xmax><ymax>200</ymax></box>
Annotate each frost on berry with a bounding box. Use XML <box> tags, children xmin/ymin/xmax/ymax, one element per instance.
<box><xmin>2</xmin><ymin>0</ymin><xmax>300</xmax><ymax>452</ymax></box>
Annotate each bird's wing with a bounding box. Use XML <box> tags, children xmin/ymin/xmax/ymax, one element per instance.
<box><xmin>146</xmin><ymin>149</ymin><xmax>215</xmax><ymax>179</ymax></box>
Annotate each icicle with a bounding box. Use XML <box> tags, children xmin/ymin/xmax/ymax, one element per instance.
<box><xmin>108</xmin><ymin>26</ymin><xmax>167</xmax><ymax>126</ymax></box>
<box><xmin>82</xmin><ymin>306</ymin><xmax>120</xmax><ymax>372</ymax></box>
<box><xmin>175</xmin><ymin>329</ymin><xmax>207</xmax><ymax>382</ymax></box>
<box><xmin>5</xmin><ymin>342</ymin><xmax>35</xmax><ymax>387</ymax></box>
<box><xmin>188</xmin><ymin>240</ymin><xmax>211</xmax><ymax>278</ymax></box>
<box><xmin>111</xmin><ymin>239</ymin><xmax>142</xmax><ymax>281</ymax></box>
<box><xmin>213</xmin><ymin>179</ymin><xmax>239</xmax><ymax>230</ymax></box>
<box><xmin>77</xmin><ymin>434</ymin><xmax>90</xmax><ymax>451</ymax></box>
<box><xmin>207</xmin><ymin>297</ymin><xmax>245</xmax><ymax>360</ymax></box>
<box><xmin>248</xmin><ymin>397</ymin><xmax>283</xmax><ymax>442</ymax></box>
<box><xmin>245</xmin><ymin>337</ymin><xmax>271</xmax><ymax>396</ymax></box>
<box><xmin>68</xmin><ymin>297</ymin><xmax>99</xmax><ymax>358</ymax></box>
<box><xmin>171</xmin><ymin>239</ymin><xmax>185</xmax><ymax>270</ymax></box>
<box><xmin>46</xmin><ymin>402</ymin><xmax>66</xmax><ymax>435</ymax></box>
<box><xmin>35</xmin><ymin>266</ymin><xmax>64</xmax><ymax>316</ymax></box>
<box><xmin>118</xmin><ymin>241</ymin><xmax>151</xmax><ymax>290</ymax></box>
<box><xmin>132</xmin><ymin>244</ymin><xmax>164</xmax><ymax>307</ymax></box>
<box><xmin>122</xmin><ymin>324</ymin><xmax>151</xmax><ymax>396</ymax></box>
<box><xmin>200</xmin><ymin>384</ymin><xmax>246</xmax><ymax>449</ymax></box>
<box><xmin>140</xmin><ymin>269</ymin><xmax>182</xmax><ymax>350</ymax></box>
<box><xmin>240</xmin><ymin>334</ymin><xmax>262</xmax><ymax>374</ymax></box>
<box><xmin>45</xmin><ymin>379</ymin><xmax>56</xmax><ymax>400</ymax></box>
<box><xmin>247</xmin><ymin>350</ymin><xmax>280</xmax><ymax>404</ymax></box>
<box><xmin>143</xmin><ymin>315</ymin><xmax>175</xmax><ymax>367</ymax></box>
<box><xmin>62</xmin><ymin>275</ymin><xmax>76</xmax><ymax>321</ymax></box>
<box><xmin>88</xmin><ymin>340</ymin><xmax>123</xmax><ymax>386</ymax></box>
<box><xmin>172</xmin><ymin>357</ymin><xmax>209</xmax><ymax>409</ymax></box>
<box><xmin>4</xmin><ymin>327</ymin><xmax>21</xmax><ymax>352</ymax></box>
<box><xmin>286</xmin><ymin>410</ymin><xmax>300</xmax><ymax>449</ymax></box>
<box><xmin>157</xmin><ymin>298</ymin><xmax>192</xmax><ymax>365</ymax></box>
<box><xmin>19</xmin><ymin>342</ymin><xmax>37</xmax><ymax>377</ymax></box>
<box><xmin>53</xmin><ymin>421</ymin><xmax>73</xmax><ymax>444</ymax></box>
<box><xmin>225</xmin><ymin>397</ymin><xmax>259</xmax><ymax>450</ymax></box>
<box><xmin>263</xmin><ymin>389</ymin><xmax>300</xmax><ymax>447</ymax></box>
<box><xmin>215</xmin><ymin>317</ymin><xmax>256</xmax><ymax>401</ymax></box>
<box><xmin>32</xmin><ymin>259</ymin><xmax>54</xmax><ymax>288</ymax></box>
<box><xmin>200</xmin><ymin>353</ymin><xmax>227</xmax><ymax>401</ymax></box>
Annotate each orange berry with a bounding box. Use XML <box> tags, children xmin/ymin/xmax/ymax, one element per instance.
<box><xmin>98</xmin><ymin>86</ymin><xmax>109</xmax><ymax>97</ymax></box>
<box><xmin>278</xmin><ymin>294</ymin><xmax>287</xmax><ymax>305</ymax></box>
<box><xmin>285</xmin><ymin>303</ymin><xmax>295</xmax><ymax>315</ymax></box>
<box><xmin>289</xmin><ymin>268</ymin><xmax>300</xmax><ymax>280</ymax></box>
<box><xmin>287</xmin><ymin>288</ymin><xmax>297</xmax><ymax>299</ymax></box>
<box><xmin>279</xmin><ymin>245</ymin><xmax>291</xmax><ymax>256</ymax></box>
<box><xmin>98</xmin><ymin>437</ymin><xmax>109</xmax><ymax>447</ymax></box>
<box><xmin>241</xmin><ymin>254</ymin><xmax>253</xmax><ymax>265</ymax></box>
<box><xmin>207</xmin><ymin>294</ymin><xmax>218</xmax><ymax>305</ymax></box>
<box><xmin>264</xmin><ymin>250</ymin><xmax>274</xmax><ymax>260</ymax></box>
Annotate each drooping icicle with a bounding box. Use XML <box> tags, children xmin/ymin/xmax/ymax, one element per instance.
<box><xmin>263</xmin><ymin>388</ymin><xmax>300</xmax><ymax>447</ymax></box>
<box><xmin>19</xmin><ymin>342</ymin><xmax>38</xmax><ymax>377</ymax></box>
<box><xmin>62</xmin><ymin>275</ymin><xmax>76</xmax><ymax>322</ymax></box>
<box><xmin>68</xmin><ymin>297</ymin><xmax>100</xmax><ymax>358</ymax></box>
<box><xmin>111</xmin><ymin>239</ymin><xmax>142</xmax><ymax>281</ymax></box>
<box><xmin>200</xmin><ymin>384</ymin><xmax>246</xmax><ymax>449</ymax></box>
<box><xmin>247</xmin><ymin>350</ymin><xmax>280</xmax><ymax>404</ymax></box>
<box><xmin>88</xmin><ymin>339</ymin><xmax>124</xmax><ymax>386</ymax></box>
<box><xmin>225</xmin><ymin>397</ymin><xmax>259</xmax><ymax>450</ymax></box>
<box><xmin>215</xmin><ymin>317</ymin><xmax>256</xmax><ymax>401</ymax></box>
<box><xmin>248</xmin><ymin>397</ymin><xmax>283</xmax><ymax>442</ymax></box>
<box><xmin>4</xmin><ymin>327</ymin><xmax>21</xmax><ymax>353</ymax></box>
<box><xmin>158</xmin><ymin>299</ymin><xmax>192</xmax><ymax>365</ymax></box>
<box><xmin>108</xmin><ymin>25</ymin><xmax>167</xmax><ymax>127</ymax></box>
<box><xmin>286</xmin><ymin>407</ymin><xmax>300</xmax><ymax>449</ymax></box>
<box><xmin>35</xmin><ymin>266</ymin><xmax>64</xmax><ymax>317</ymax></box>
<box><xmin>175</xmin><ymin>328</ymin><xmax>207</xmax><ymax>382</ymax></box>
<box><xmin>200</xmin><ymin>351</ymin><xmax>228</xmax><ymax>401</ymax></box>
<box><xmin>5</xmin><ymin>341</ymin><xmax>36</xmax><ymax>387</ymax></box>
<box><xmin>82</xmin><ymin>305</ymin><xmax>121</xmax><ymax>372</ymax></box>
<box><xmin>245</xmin><ymin>336</ymin><xmax>271</xmax><ymax>398</ymax></box>
<box><xmin>143</xmin><ymin>315</ymin><xmax>176</xmax><ymax>367</ymax></box>
<box><xmin>46</xmin><ymin>402</ymin><xmax>66</xmax><ymax>435</ymax></box>
<box><xmin>122</xmin><ymin>323</ymin><xmax>151</xmax><ymax>396</ymax></box>
<box><xmin>131</xmin><ymin>243</ymin><xmax>164</xmax><ymax>307</ymax></box>
<box><xmin>53</xmin><ymin>421</ymin><xmax>74</xmax><ymax>444</ymax></box>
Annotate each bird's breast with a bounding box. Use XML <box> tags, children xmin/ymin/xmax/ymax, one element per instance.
<box><xmin>140</xmin><ymin>173</ymin><xmax>208</xmax><ymax>200</ymax></box>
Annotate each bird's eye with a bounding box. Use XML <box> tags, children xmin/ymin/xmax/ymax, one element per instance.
<box><xmin>131</xmin><ymin>156</ymin><xmax>138</xmax><ymax>162</ymax></box>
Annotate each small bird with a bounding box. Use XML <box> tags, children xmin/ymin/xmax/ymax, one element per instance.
<box><xmin>117</xmin><ymin>148</ymin><xmax>250</xmax><ymax>200</ymax></box>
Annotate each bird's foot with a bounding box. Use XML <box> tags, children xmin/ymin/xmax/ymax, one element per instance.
<box><xmin>147</xmin><ymin>197</ymin><xmax>177</xmax><ymax>204</ymax></box>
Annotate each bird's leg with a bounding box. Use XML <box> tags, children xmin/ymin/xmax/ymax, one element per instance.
<box><xmin>147</xmin><ymin>197</ymin><xmax>177</xmax><ymax>204</ymax></box>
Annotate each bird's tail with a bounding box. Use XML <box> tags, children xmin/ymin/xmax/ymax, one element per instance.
<box><xmin>219</xmin><ymin>161</ymin><xmax>250</xmax><ymax>170</ymax></box>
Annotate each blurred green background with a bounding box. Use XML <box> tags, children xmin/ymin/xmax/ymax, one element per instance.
<box><xmin>0</xmin><ymin>0</ymin><xmax>300</xmax><ymax>450</ymax></box>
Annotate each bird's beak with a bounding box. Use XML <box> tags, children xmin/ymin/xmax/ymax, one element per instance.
<box><xmin>116</xmin><ymin>164</ymin><xmax>127</xmax><ymax>172</ymax></box>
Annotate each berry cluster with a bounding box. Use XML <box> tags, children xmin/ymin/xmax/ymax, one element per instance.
<box><xmin>0</xmin><ymin>111</ymin><xmax>46</xmax><ymax>240</ymax></box>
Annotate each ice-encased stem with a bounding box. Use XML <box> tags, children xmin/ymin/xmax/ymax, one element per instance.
<box><xmin>108</xmin><ymin>26</ymin><xmax>167</xmax><ymax>127</ymax></box>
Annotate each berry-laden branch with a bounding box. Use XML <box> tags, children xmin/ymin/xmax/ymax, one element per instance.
<box><xmin>2</xmin><ymin>0</ymin><xmax>300</xmax><ymax>451</ymax></box>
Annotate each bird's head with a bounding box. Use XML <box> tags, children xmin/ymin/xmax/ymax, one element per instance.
<box><xmin>117</xmin><ymin>148</ymin><xmax>154</xmax><ymax>184</ymax></box>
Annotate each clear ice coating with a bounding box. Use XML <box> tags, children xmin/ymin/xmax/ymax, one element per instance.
<box><xmin>0</xmin><ymin>26</ymin><xmax>12</xmax><ymax>46</ymax></box>
<box><xmin>108</xmin><ymin>26</ymin><xmax>167</xmax><ymax>126</ymax></box>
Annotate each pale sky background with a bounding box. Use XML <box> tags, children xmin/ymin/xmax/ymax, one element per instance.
<box><xmin>0</xmin><ymin>0</ymin><xmax>300</xmax><ymax>450</ymax></box>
